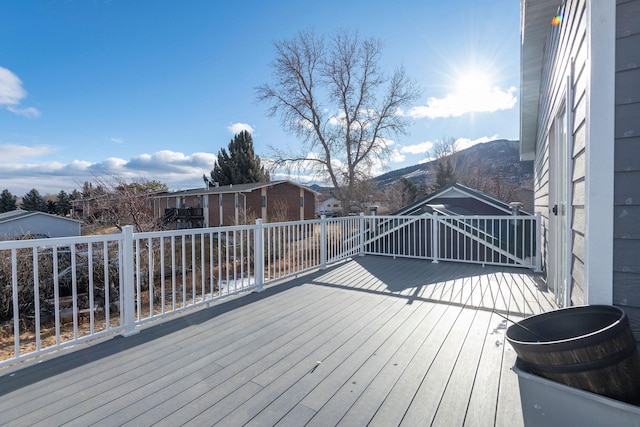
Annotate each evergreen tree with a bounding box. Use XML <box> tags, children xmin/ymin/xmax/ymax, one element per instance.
<box><xmin>70</xmin><ymin>189</ymin><xmax>83</xmax><ymax>200</ymax></box>
<box><xmin>398</xmin><ymin>178</ymin><xmax>418</xmax><ymax>206</ymax></box>
<box><xmin>386</xmin><ymin>178</ymin><xmax>418</xmax><ymax>212</ymax></box>
<box><xmin>204</xmin><ymin>130</ymin><xmax>269</xmax><ymax>186</ymax></box>
<box><xmin>46</xmin><ymin>200</ymin><xmax>56</xmax><ymax>214</ymax></box>
<box><xmin>431</xmin><ymin>157</ymin><xmax>456</xmax><ymax>191</ymax></box>
<box><xmin>429</xmin><ymin>137</ymin><xmax>458</xmax><ymax>192</ymax></box>
<box><xmin>55</xmin><ymin>190</ymin><xmax>72</xmax><ymax>216</ymax></box>
<box><xmin>21</xmin><ymin>188</ymin><xmax>47</xmax><ymax>212</ymax></box>
<box><xmin>0</xmin><ymin>189</ymin><xmax>17</xmax><ymax>213</ymax></box>
<box><xmin>80</xmin><ymin>181</ymin><xmax>106</xmax><ymax>198</ymax></box>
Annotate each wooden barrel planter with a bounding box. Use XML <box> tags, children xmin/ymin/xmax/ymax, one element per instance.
<box><xmin>506</xmin><ymin>305</ymin><xmax>640</xmax><ymax>405</ymax></box>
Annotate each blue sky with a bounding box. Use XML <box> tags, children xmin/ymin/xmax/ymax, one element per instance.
<box><xmin>1</xmin><ymin>0</ymin><xmax>521</xmax><ymax>196</ymax></box>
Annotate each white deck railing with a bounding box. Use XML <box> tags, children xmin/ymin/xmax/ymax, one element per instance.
<box><xmin>0</xmin><ymin>212</ymin><xmax>540</xmax><ymax>368</ymax></box>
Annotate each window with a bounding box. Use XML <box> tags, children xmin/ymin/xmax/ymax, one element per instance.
<box><xmin>262</xmin><ymin>195</ymin><xmax>267</xmax><ymax>208</ymax></box>
<box><xmin>300</xmin><ymin>196</ymin><xmax>304</xmax><ymax>207</ymax></box>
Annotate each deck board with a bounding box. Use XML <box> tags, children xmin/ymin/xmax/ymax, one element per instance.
<box><xmin>430</xmin><ymin>309</ymin><xmax>494</xmax><ymax>427</ymax></box>
<box><xmin>464</xmin><ymin>311</ymin><xmax>508</xmax><ymax>427</ymax></box>
<box><xmin>400</xmin><ymin>306</ymin><xmax>478</xmax><ymax>426</ymax></box>
<box><xmin>336</xmin><ymin>302</ymin><xmax>446</xmax><ymax>426</ymax></box>
<box><xmin>367</xmin><ymin>304</ymin><xmax>461</xmax><ymax>427</ymax></box>
<box><xmin>0</xmin><ymin>256</ymin><xmax>554</xmax><ymax>427</ymax></box>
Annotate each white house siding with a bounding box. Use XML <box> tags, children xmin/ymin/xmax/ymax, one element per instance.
<box><xmin>534</xmin><ymin>0</ymin><xmax>588</xmax><ymax>305</ymax></box>
<box><xmin>614</xmin><ymin>0</ymin><xmax>640</xmax><ymax>336</ymax></box>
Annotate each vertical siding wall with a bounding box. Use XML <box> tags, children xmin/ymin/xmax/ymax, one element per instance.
<box><xmin>614</xmin><ymin>0</ymin><xmax>640</xmax><ymax>337</ymax></box>
<box><xmin>534</xmin><ymin>0</ymin><xmax>587</xmax><ymax>304</ymax></box>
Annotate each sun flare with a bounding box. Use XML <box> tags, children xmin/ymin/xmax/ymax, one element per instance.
<box><xmin>456</xmin><ymin>70</ymin><xmax>492</xmax><ymax>95</ymax></box>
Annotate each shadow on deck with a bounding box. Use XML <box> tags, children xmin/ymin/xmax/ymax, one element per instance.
<box><xmin>0</xmin><ymin>256</ymin><xmax>554</xmax><ymax>426</ymax></box>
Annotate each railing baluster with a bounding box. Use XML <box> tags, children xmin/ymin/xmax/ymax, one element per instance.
<box><xmin>53</xmin><ymin>246</ymin><xmax>61</xmax><ymax>344</ymax></box>
<box><xmin>11</xmin><ymin>249</ymin><xmax>19</xmax><ymax>357</ymax></box>
<box><xmin>71</xmin><ymin>243</ymin><xmax>78</xmax><ymax>340</ymax></box>
<box><xmin>201</xmin><ymin>233</ymin><xmax>206</xmax><ymax>300</ymax></box>
<box><xmin>209</xmin><ymin>232</ymin><xmax>214</xmax><ymax>298</ymax></box>
<box><xmin>122</xmin><ymin>225</ymin><xmax>138</xmax><ymax>336</ymax></box>
<box><xmin>254</xmin><ymin>219</ymin><xmax>264</xmax><ymax>292</ymax></box>
<box><xmin>181</xmin><ymin>235</ymin><xmax>187</xmax><ymax>306</ymax></box>
<box><xmin>171</xmin><ymin>235</ymin><xmax>176</xmax><ymax>310</ymax></box>
<box><xmin>88</xmin><ymin>242</ymin><xmax>95</xmax><ymax>335</ymax></box>
<box><xmin>135</xmin><ymin>239</ymin><xmax>141</xmax><ymax>321</ymax></box>
<box><xmin>148</xmin><ymin>237</ymin><xmax>154</xmax><ymax>317</ymax></box>
<box><xmin>33</xmin><ymin>249</ymin><xmax>40</xmax><ymax>351</ymax></box>
<box><xmin>191</xmin><ymin>233</ymin><xmax>196</xmax><ymax>304</ymax></box>
<box><xmin>160</xmin><ymin>237</ymin><xmax>165</xmax><ymax>314</ymax></box>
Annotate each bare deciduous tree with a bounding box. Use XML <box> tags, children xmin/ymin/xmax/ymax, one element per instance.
<box><xmin>257</xmin><ymin>29</ymin><xmax>420</xmax><ymax>214</ymax></box>
<box><xmin>77</xmin><ymin>175</ymin><xmax>167</xmax><ymax>232</ymax></box>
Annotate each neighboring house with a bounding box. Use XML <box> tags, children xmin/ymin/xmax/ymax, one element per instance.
<box><xmin>520</xmin><ymin>1</ymin><xmax>640</xmax><ymax>338</ymax></box>
<box><xmin>393</xmin><ymin>182</ymin><xmax>528</xmax><ymax>216</ymax></box>
<box><xmin>0</xmin><ymin>209</ymin><xmax>81</xmax><ymax>240</ymax></box>
<box><xmin>154</xmin><ymin>180</ymin><xmax>318</xmax><ymax>229</ymax></box>
<box><xmin>316</xmin><ymin>195</ymin><xmax>342</xmax><ymax>217</ymax></box>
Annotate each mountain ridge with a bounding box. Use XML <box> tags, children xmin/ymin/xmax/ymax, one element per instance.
<box><xmin>374</xmin><ymin>139</ymin><xmax>532</xmax><ymax>188</ymax></box>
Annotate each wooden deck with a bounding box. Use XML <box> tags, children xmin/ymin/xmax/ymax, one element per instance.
<box><xmin>0</xmin><ymin>256</ymin><xmax>555</xmax><ymax>426</ymax></box>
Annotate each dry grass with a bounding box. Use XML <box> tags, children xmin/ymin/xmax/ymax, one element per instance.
<box><xmin>81</xmin><ymin>224</ymin><xmax>120</xmax><ymax>236</ymax></box>
<box><xmin>0</xmin><ymin>310</ymin><xmax>122</xmax><ymax>363</ymax></box>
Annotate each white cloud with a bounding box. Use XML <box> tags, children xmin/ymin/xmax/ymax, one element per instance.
<box><xmin>395</xmin><ymin>135</ymin><xmax>499</xmax><ymax>163</ymax></box>
<box><xmin>400</xmin><ymin>141</ymin><xmax>433</xmax><ymax>155</ymax></box>
<box><xmin>0</xmin><ymin>146</ymin><xmax>218</xmax><ymax>195</ymax></box>
<box><xmin>127</xmin><ymin>150</ymin><xmax>216</xmax><ymax>172</ymax></box>
<box><xmin>0</xmin><ymin>67</ymin><xmax>41</xmax><ymax>118</ymax></box>
<box><xmin>409</xmin><ymin>86</ymin><xmax>517</xmax><ymax>119</ymax></box>
<box><xmin>111</xmin><ymin>137</ymin><xmax>124</xmax><ymax>144</ymax></box>
<box><xmin>382</xmin><ymin>138</ymin><xmax>395</xmax><ymax>147</ymax></box>
<box><xmin>389</xmin><ymin>149</ymin><xmax>405</xmax><ymax>163</ymax></box>
<box><xmin>7</xmin><ymin>106</ymin><xmax>41</xmax><ymax>118</ymax></box>
<box><xmin>269</xmin><ymin>171</ymin><xmax>319</xmax><ymax>185</ymax></box>
<box><xmin>0</xmin><ymin>143</ymin><xmax>57</xmax><ymax>163</ymax></box>
<box><xmin>368</xmin><ymin>156</ymin><xmax>389</xmax><ymax>177</ymax></box>
<box><xmin>454</xmin><ymin>135</ymin><xmax>499</xmax><ymax>151</ymax></box>
<box><xmin>0</xmin><ymin>67</ymin><xmax>25</xmax><ymax>105</ymax></box>
<box><xmin>227</xmin><ymin>122</ymin><xmax>254</xmax><ymax>134</ymax></box>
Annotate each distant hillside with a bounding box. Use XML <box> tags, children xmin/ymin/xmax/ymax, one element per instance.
<box><xmin>375</xmin><ymin>139</ymin><xmax>532</xmax><ymax>188</ymax></box>
<box><xmin>310</xmin><ymin>139</ymin><xmax>534</xmax><ymax>211</ymax></box>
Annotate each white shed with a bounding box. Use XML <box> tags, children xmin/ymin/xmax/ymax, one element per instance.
<box><xmin>0</xmin><ymin>209</ymin><xmax>81</xmax><ymax>240</ymax></box>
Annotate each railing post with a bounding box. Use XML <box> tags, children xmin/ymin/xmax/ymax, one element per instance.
<box><xmin>320</xmin><ymin>215</ymin><xmax>327</xmax><ymax>270</ymax></box>
<box><xmin>121</xmin><ymin>225</ymin><xmax>139</xmax><ymax>336</ymax></box>
<box><xmin>534</xmin><ymin>211</ymin><xmax>543</xmax><ymax>272</ymax></box>
<box><xmin>359</xmin><ymin>212</ymin><xmax>365</xmax><ymax>257</ymax></box>
<box><xmin>431</xmin><ymin>212</ymin><xmax>439</xmax><ymax>263</ymax></box>
<box><xmin>254</xmin><ymin>219</ymin><xmax>265</xmax><ymax>292</ymax></box>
